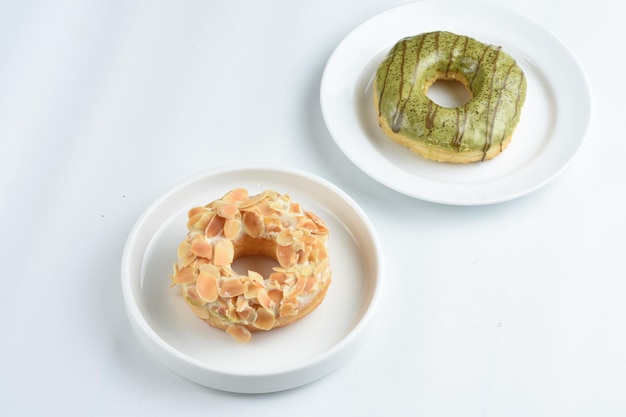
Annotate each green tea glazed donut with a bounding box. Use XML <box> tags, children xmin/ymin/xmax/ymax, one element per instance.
<box><xmin>374</xmin><ymin>31</ymin><xmax>527</xmax><ymax>163</ymax></box>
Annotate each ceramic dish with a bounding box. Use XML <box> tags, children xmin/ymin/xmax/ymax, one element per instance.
<box><xmin>320</xmin><ymin>0</ymin><xmax>591</xmax><ymax>205</ymax></box>
<box><xmin>121</xmin><ymin>166</ymin><xmax>383</xmax><ymax>393</ymax></box>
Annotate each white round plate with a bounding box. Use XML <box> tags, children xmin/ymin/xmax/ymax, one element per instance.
<box><xmin>121</xmin><ymin>166</ymin><xmax>383</xmax><ymax>393</ymax></box>
<box><xmin>320</xmin><ymin>1</ymin><xmax>591</xmax><ymax>205</ymax></box>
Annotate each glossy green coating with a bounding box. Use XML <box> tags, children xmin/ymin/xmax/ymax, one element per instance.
<box><xmin>374</xmin><ymin>31</ymin><xmax>527</xmax><ymax>159</ymax></box>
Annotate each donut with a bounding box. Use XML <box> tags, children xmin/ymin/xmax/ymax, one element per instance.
<box><xmin>374</xmin><ymin>31</ymin><xmax>527</xmax><ymax>163</ymax></box>
<box><xmin>170</xmin><ymin>188</ymin><xmax>332</xmax><ymax>343</ymax></box>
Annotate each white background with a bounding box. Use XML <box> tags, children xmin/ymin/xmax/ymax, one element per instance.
<box><xmin>1</xmin><ymin>0</ymin><xmax>624</xmax><ymax>416</ymax></box>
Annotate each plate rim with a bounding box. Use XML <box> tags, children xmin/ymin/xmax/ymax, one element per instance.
<box><xmin>120</xmin><ymin>164</ymin><xmax>384</xmax><ymax>392</ymax></box>
<box><xmin>320</xmin><ymin>0</ymin><xmax>591</xmax><ymax>205</ymax></box>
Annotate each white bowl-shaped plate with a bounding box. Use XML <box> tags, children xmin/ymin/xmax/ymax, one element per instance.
<box><xmin>121</xmin><ymin>166</ymin><xmax>383</xmax><ymax>393</ymax></box>
<box><xmin>320</xmin><ymin>0</ymin><xmax>591</xmax><ymax>205</ymax></box>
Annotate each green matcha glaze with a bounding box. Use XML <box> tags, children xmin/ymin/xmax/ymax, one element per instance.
<box><xmin>374</xmin><ymin>31</ymin><xmax>527</xmax><ymax>161</ymax></box>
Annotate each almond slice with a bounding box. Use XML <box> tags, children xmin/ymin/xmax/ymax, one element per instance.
<box><xmin>305</xmin><ymin>211</ymin><xmax>328</xmax><ymax>234</ymax></box>
<box><xmin>226</xmin><ymin>324</ymin><xmax>251</xmax><ymax>343</ymax></box>
<box><xmin>187</xmin><ymin>211</ymin><xmax>212</xmax><ymax>232</ymax></box>
<box><xmin>213</xmin><ymin>239</ymin><xmax>234</xmax><ymax>266</ymax></box>
<box><xmin>237</xmin><ymin>306</ymin><xmax>257</xmax><ymax>324</ymax></box>
<box><xmin>256</xmin><ymin>288</ymin><xmax>272</xmax><ymax>310</ymax></box>
<box><xmin>222</xmin><ymin>188</ymin><xmax>249</xmax><ymax>203</ymax></box>
<box><xmin>253</xmin><ymin>308</ymin><xmax>275</xmax><ymax>330</ymax></box>
<box><xmin>286</xmin><ymin>274</ymin><xmax>307</xmax><ymax>301</ymax></box>
<box><xmin>184</xmin><ymin>287</ymin><xmax>204</xmax><ymax>306</ymax></box>
<box><xmin>196</xmin><ymin>270</ymin><xmax>219</xmax><ymax>302</ymax></box>
<box><xmin>177</xmin><ymin>241</ymin><xmax>192</xmax><ymax>259</ymax></box>
<box><xmin>268</xmin><ymin>288</ymin><xmax>283</xmax><ymax>304</ymax></box>
<box><xmin>239</xmin><ymin>191</ymin><xmax>269</xmax><ymax>209</ymax></box>
<box><xmin>216</xmin><ymin>202</ymin><xmax>239</xmax><ymax>219</ymax></box>
<box><xmin>223</xmin><ymin>217</ymin><xmax>241</xmax><ymax>240</ymax></box>
<box><xmin>219</xmin><ymin>277</ymin><xmax>246</xmax><ymax>297</ymax></box>
<box><xmin>314</xmin><ymin>257</ymin><xmax>329</xmax><ymax>276</ymax></box>
<box><xmin>275</xmin><ymin>229</ymin><xmax>294</xmax><ymax>246</ymax></box>
<box><xmin>276</xmin><ymin>244</ymin><xmax>296</xmax><ymax>267</ymax></box>
<box><xmin>198</xmin><ymin>262</ymin><xmax>220</xmax><ymax>277</ymax></box>
<box><xmin>242</xmin><ymin>210</ymin><xmax>264</xmax><ymax>238</ymax></box>
<box><xmin>172</xmin><ymin>265</ymin><xmax>197</xmax><ymax>285</ymax></box>
<box><xmin>269</xmin><ymin>271</ymin><xmax>288</xmax><ymax>285</ymax></box>
<box><xmin>190</xmin><ymin>239</ymin><xmax>212</xmax><ymax>259</ymax></box>
<box><xmin>248</xmin><ymin>270</ymin><xmax>264</xmax><ymax>284</ymax></box>
<box><xmin>205</xmin><ymin>214</ymin><xmax>225</xmax><ymax>238</ymax></box>
<box><xmin>279</xmin><ymin>300</ymin><xmax>298</xmax><ymax>317</ymax></box>
<box><xmin>188</xmin><ymin>206</ymin><xmax>209</xmax><ymax>218</ymax></box>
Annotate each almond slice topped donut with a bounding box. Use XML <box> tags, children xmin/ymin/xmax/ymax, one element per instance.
<box><xmin>169</xmin><ymin>188</ymin><xmax>332</xmax><ymax>343</ymax></box>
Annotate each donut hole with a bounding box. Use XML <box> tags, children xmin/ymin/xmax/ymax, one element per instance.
<box><xmin>231</xmin><ymin>237</ymin><xmax>280</xmax><ymax>279</ymax></box>
<box><xmin>425</xmin><ymin>77</ymin><xmax>473</xmax><ymax>108</ymax></box>
<box><xmin>231</xmin><ymin>254</ymin><xmax>280</xmax><ymax>279</ymax></box>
